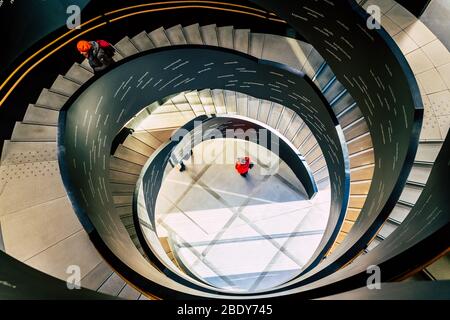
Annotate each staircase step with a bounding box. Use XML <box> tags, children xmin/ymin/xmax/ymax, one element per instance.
<box><xmin>416</xmin><ymin>142</ymin><xmax>442</xmax><ymax>163</ymax></box>
<box><xmin>185</xmin><ymin>91</ymin><xmax>206</xmax><ymax>116</ymax></box>
<box><xmin>80</xmin><ymin>59</ymin><xmax>94</xmax><ymax>73</ymax></box>
<box><xmin>98</xmin><ymin>273</ymin><xmax>126</xmax><ymax>296</ymax></box>
<box><xmin>11</xmin><ymin>123</ymin><xmax>57</xmax><ymax>142</ymax></box>
<box><xmin>149</xmin><ymin>129</ymin><xmax>175</xmax><ymax>144</ymax></box>
<box><xmin>305</xmin><ymin>144</ymin><xmax>322</xmax><ymax>164</ymax></box>
<box><xmin>349</xmin><ymin>149</ymin><xmax>375</xmax><ymax>169</ymax></box>
<box><xmin>110</xmin><ymin>170</ymin><xmax>139</xmax><ymax>185</ymax></box>
<box><xmin>338</xmin><ymin>106</ymin><xmax>364</xmax><ymax>128</ymax></box>
<box><xmin>109</xmin><ymin>157</ymin><xmax>142</xmax><ymax>175</ymax></box>
<box><xmin>277</xmin><ymin>108</ymin><xmax>295</xmax><ymax>136</ymax></box>
<box><xmin>332</xmin><ymin>94</ymin><xmax>355</xmax><ymax>115</ymax></box>
<box><xmin>343</xmin><ymin>117</ymin><xmax>369</xmax><ymax>141</ymax></box>
<box><xmin>65</xmin><ymin>62</ymin><xmax>94</xmax><ymax>84</ymax></box>
<box><xmin>284</xmin><ymin>116</ymin><xmax>304</xmax><ymax>142</ymax></box>
<box><xmin>236</xmin><ymin>92</ymin><xmax>248</xmax><ymax>116</ymax></box>
<box><xmin>347</xmin><ymin>132</ymin><xmax>373</xmax><ymax>155</ymax></box>
<box><xmin>110</xmin><ymin>183</ymin><xmax>136</xmax><ymax>194</ymax></box>
<box><xmin>113</xmin><ymin>194</ymin><xmax>133</xmax><ymax>207</ymax></box>
<box><xmin>310</xmin><ymin>156</ymin><xmax>326</xmax><ymax>173</ymax></box>
<box><xmin>138</xmin><ymin>110</ymin><xmax>195</xmax><ymax>131</ymax></box>
<box><xmin>267</xmin><ymin>103</ymin><xmax>283</xmax><ymax>128</ymax></box>
<box><xmin>183</xmin><ymin>23</ymin><xmax>203</xmax><ymax>45</ymax></box>
<box><xmin>399</xmin><ymin>184</ymin><xmax>422</xmax><ymax>205</ymax></box>
<box><xmin>247</xmin><ymin>96</ymin><xmax>260</xmax><ymax>119</ymax></box>
<box><xmin>114</xmin><ymin>145</ymin><xmax>148</xmax><ymax>166</ymax></box>
<box><xmin>224</xmin><ymin>90</ymin><xmax>237</xmax><ymax>114</ymax></box>
<box><xmin>257</xmin><ymin>100</ymin><xmax>272</xmax><ymax>123</ymax></box>
<box><xmin>324</xmin><ymin>81</ymin><xmax>345</xmax><ymax>102</ymax></box>
<box><xmin>123</xmin><ymin>136</ymin><xmax>155</xmax><ymax>157</ymax></box>
<box><xmin>81</xmin><ymin>261</ymin><xmax>114</xmax><ymax>291</ymax></box>
<box><xmin>378</xmin><ymin>220</ymin><xmax>397</xmax><ymax>239</ymax></box>
<box><xmin>200</xmin><ymin>24</ymin><xmax>219</xmax><ymax>46</ymax></box>
<box><xmin>350</xmin><ymin>164</ymin><xmax>375</xmax><ymax>181</ymax></box>
<box><xmin>346</xmin><ymin>208</ymin><xmax>361</xmax><ymax>222</ymax></box>
<box><xmin>166</xmin><ymin>24</ymin><xmax>188</xmax><ymax>45</ymax></box>
<box><xmin>314</xmin><ymin>65</ymin><xmax>334</xmax><ymax>90</ymax></box>
<box><xmin>0</xmin><ymin>141</ymin><xmax>57</xmax><ymax>165</ymax></box>
<box><xmin>23</xmin><ymin>105</ymin><xmax>59</xmax><ymax>126</ymax></box>
<box><xmin>389</xmin><ymin>203</ymin><xmax>411</xmax><ymax>223</ymax></box>
<box><xmin>249</xmin><ymin>33</ymin><xmax>265</xmax><ymax>58</ymax></box>
<box><xmin>35</xmin><ymin>88</ymin><xmax>69</xmax><ymax>110</ymax></box>
<box><xmin>234</xmin><ymin>29</ymin><xmax>250</xmax><ymax>54</ymax></box>
<box><xmin>118</xmin><ymin>285</ymin><xmax>141</xmax><ymax>300</ymax></box>
<box><xmin>148</xmin><ymin>27</ymin><xmax>171</xmax><ymax>47</ymax></box>
<box><xmin>211</xmin><ymin>90</ymin><xmax>227</xmax><ymax>114</ymax></box>
<box><xmin>350</xmin><ymin>180</ymin><xmax>371</xmax><ymax>195</ymax></box>
<box><xmin>50</xmin><ymin>75</ymin><xmax>80</xmax><ymax>97</ymax></box>
<box><xmin>408</xmin><ymin>164</ymin><xmax>432</xmax><ymax>185</ymax></box>
<box><xmin>131</xmin><ymin>31</ymin><xmax>155</xmax><ymax>51</ymax></box>
<box><xmin>349</xmin><ymin>195</ymin><xmax>367</xmax><ymax>209</ymax></box>
<box><xmin>313</xmin><ymin>165</ymin><xmax>328</xmax><ymax>182</ymax></box>
<box><xmin>261</xmin><ymin>34</ymin><xmax>311</xmax><ymax>70</ymax></box>
<box><xmin>132</xmin><ymin>131</ymin><xmax>164</xmax><ymax>150</ymax></box>
<box><xmin>217</xmin><ymin>26</ymin><xmax>234</xmax><ymax>49</ymax></box>
<box><xmin>302</xmin><ymin>47</ymin><xmax>325</xmax><ymax>78</ymax></box>
<box><xmin>115</xmin><ymin>36</ymin><xmax>139</xmax><ymax>57</ymax></box>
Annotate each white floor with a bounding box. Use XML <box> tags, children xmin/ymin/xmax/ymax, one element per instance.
<box><xmin>155</xmin><ymin>139</ymin><xmax>331</xmax><ymax>292</ymax></box>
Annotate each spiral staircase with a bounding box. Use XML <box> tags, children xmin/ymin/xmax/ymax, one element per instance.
<box><xmin>0</xmin><ymin>0</ymin><xmax>449</xmax><ymax>299</ymax></box>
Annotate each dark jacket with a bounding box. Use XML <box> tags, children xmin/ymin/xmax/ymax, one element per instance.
<box><xmin>88</xmin><ymin>41</ymin><xmax>114</xmax><ymax>73</ymax></box>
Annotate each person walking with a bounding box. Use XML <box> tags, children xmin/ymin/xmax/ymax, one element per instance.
<box><xmin>77</xmin><ymin>40</ymin><xmax>115</xmax><ymax>73</ymax></box>
<box><xmin>235</xmin><ymin>156</ymin><xmax>254</xmax><ymax>177</ymax></box>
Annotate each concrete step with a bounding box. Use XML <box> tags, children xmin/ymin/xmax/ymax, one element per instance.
<box><xmin>408</xmin><ymin>164</ymin><xmax>432</xmax><ymax>185</ymax></box>
<box><xmin>0</xmin><ymin>141</ymin><xmax>57</xmax><ymax>165</ymax></box>
<box><xmin>267</xmin><ymin>103</ymin><xmax>283</xmax><ymax>129</ymax></box>
<box><xmin>343</xmin><ymin>117</ymin><xmax>370</xmax><ymax>141</ymax></box>
<box><xmin>132</xmin><ymin>131</ymin><xmax>164</xmax><ymax>150</ymax></box>
<box><xmin>50</xmin><ymin>75</ymin><xmax>81</xmax><ymax>97</ymax></box>
<box><xmin>185</xmin><ymin>91</ymin><xmax>206</xmax><ymax>116</ymax></box>
<box><xmin>122</xmin><ymin>136</ymin><xmax>155</xmax><ymax>157</ymax></box>
<box><xmin>302</xmin><ymin>47</ymin><xmax>325</xmax><ymax>78</ymax></box>
<box><xmin>11</xmin><ymin>123</ymin><xmax>57</xmax><ymax>142</ymax></box>
<box><xmin>200</xmin><ymin>24</ymin><xmax>219</xmax><ymax>46</ymax></box>
<box><xmin>1</xmin><ymin>197</ymin><xmax>82</xmax><ymax>262</ymax></box>
<box><xmin>350</xmin><ymin>164</ymin><xmax>375</xmax><ymax>181</ymax></box>
<box><xmin>331</xmin><ymin>94</ymin><xmax>355</xmax><ymax>115</ymax></box>
<box><xmin>292</xmin><ymin>125</ymin><xmax>311</xmax><ymax>150</ymax></box>
<box><xmin>347</xmin><ymin>132</ymin><xmax>373</xmax><ymax>155</ymax></box>
<box><xmin>277</xmin><ymin>108</ymin><xmax>295</xmax><ymax>136</ymax></box>
<box><xmin>115</xmin><ymin>36</ymin><xmax>139</xmax><ymax>57</ymax></box>
<box><xmin>234</xmin><ymin>29</ymin><xmax>250</xmax><ymax>54</ymax></box>
<box><xmin>114</xmin><ymin>145</ymin><xmax>148</xmax><ymax>166</ymax></box>
<box><xmin>310</xmin><ymin>156</ymin><xmax>326</xmax><ymax>173</ymax></box>
<box><xmin>349</xmin><ymin>148</ymin><xmax>375</xmax><ymax>169</ymax></box>
<box><xmin>261</xmin><ymin>34</ymin><xmax>312</xmax><ymax>71</ymax></box>
<box><xmin>350</xmin><ymin>180</ymin><xmax>371</xmax><ymax>195</ymax></box>
<box><xmin>113</xmin><ymin>194</ymin><xmax>133</xmax><ymax>207</ymax></box>
<box><xmin>389</xmin><ymin>203</ymin><xmax>411</xmax><ymax>223</ymax></box>
<box><xmin>284</xmin><ymin>116</ymin><xmax>304</xmax><ymax>142</ymax></box>
<box><xmin>110</xmin><ymin>183</ymin><xmax>135</xmax><ymax>194</ymax></box>
<box><xmin>305</xmin><ymin>144</ymin><xmax>322</xmax><ymax>164</ymax></box>
<box><xmin>257</xmin><ymin>100</ymin><xmax>272</xmax><ymax>123</ymax></box>
<box><xmin>249</xmin><ymin>33</ymin><xmax>265</xmax><ymax>58</ymax></box>
<box><xmin>109</xmin><ymin>156</ymin><xmax>142</xmax><ymax>175</ymax></box>
<box><xmin>211</xmin><ymin>90</ymin><xmax>227</xmax><ymax>114</ymax></box>
<box><xmin>217</xmin><ymin>26</ymin><xmax>234</xmax><ymax>49</ymax></box>
<box><xmin>166</xmin><ymin>24</ymin><xmax>188</xmax><ymax>45</ymax></box>
<box><xmin>118</xmin><ymin>285</ymin><xmax>141</xmax><ymax>300</ymax></box>
<box><xmin>35</xmin><ymin>88</ymin><xmax>69</xmax><ymax>110</ymax></box>
<box><xmin>183</xmin><ymin>23</ymin><xmax>203</xmax><ymax>45</ymax></box>
<box><xmin>81</xmin><ymin>261</ymin><xmax>114</xmax><ymax>291</ymax></box>
<box><xmin>198</xmin><ymin>89</ymin><xmax>216</xmax><ymax>115</ymax></box>
<box><xmin>346</xmin><ymin>208</ymin><xmax>361</xmax><ymax>222</ymax></box>
<box><xmin>236</xmin><ymin>92</ymin><xmax>249</xmax><ymax>116</ymax></box>
<box><xmin>337</xmin><ymin>105</ymin><xmax>364</xmax><ymax>129</ymax></box>
<box><xmin>299</xmin><ymin>135</ymin><xmax>317</xmax><ymax>155</ymax></box>
<box><xmin>97</xmin><ymin>273</ymin><xmax>126</xmax><ymax>296</ymax></box>
<box><xmin>314</xmin><ymin>64</ymin><xmax>334</xmax><ymax>90</ymax></box>
<box><xmin>65</xmin><ymin>62</ymin><xmax>94</xmax><ymax>84</ymax></box>
<box><xmin>378</xmin><ymin>220</ymin><xmax>398</xmax><ymax>239</ymax></box>
<box><xmin>416</xmin><ymin>142</ymin><xmax>443</xmax><ymax>163</ymax></box>
<box><xmin>149</xmin><ymin>129</ymin><xmax>175</xmax><ymax>144</ymax></box>
<box><xmin>138</xmin><ymin>110</ymin><xmax>195</xmax><ymax>131</ymax></box>
<box><xmin>131</xmin><ymin>31</ymin><xmax>155</xmax><ymax>51</ymax></box>
<box><xmin>148</xmin><ymin>27</ymin><xmax>171</xmax><ymax>47</ymax></box>
<box><xmin>324</xmin><ymin>81</ymin><xmax>345</xmax><ymax>102</ymax></box>
<box><xmin>80</xmin><ymin>59</ymin><xmax>94</xmax><ymax>73</ymax></box>
<box><xmin>313</xmin><ymin>166</ymin><xmax>328</xmax><ymax>182</ymax></box>
<box><xmin>116</xmin><ymin>205</ymin><xmax>132</xmax><ymax>217</ymax></box>
<box><xmin>224</xmin><ymin>90</ymin><xmax>237</xmax><ymax>114</ymax></box>
<box><xmin>247</xmin><ymin>96</ymin><xmax>260</xmax><ymax>119</ymax></box>
<box><xmin>399</xmin><ymin>184</ymin><xmax>422</xmax><ymax>205</ymax></box>
<box><xmin>349</xmin><ymin>195</ymin><xmax>367</xmax><ymax>209</ymax></box>
<box><xmin>23</xmin><ymin>105</ymin><xmax>59</xmax><ymax>126</ymax></box>
<box><xmin>109</xmin><ymin>169</ymin><xmax>139</xmax><ymax>185</ymax></box>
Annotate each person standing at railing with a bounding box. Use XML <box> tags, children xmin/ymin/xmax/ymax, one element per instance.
<box><xmin>77</xmin><ymin>40</ymin><xmax>115</xmax><ymax>73</ymax></box>
<box><xmin>235</xmin><ymin>156</ymin><xmax>254</xmax><ymax>178</ymax></box>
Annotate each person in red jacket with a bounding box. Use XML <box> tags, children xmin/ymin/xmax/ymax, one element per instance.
<box><xmin>235</xmin><ymin>157</ymin><xmax>254</xmax><ymax>177</ymax></box>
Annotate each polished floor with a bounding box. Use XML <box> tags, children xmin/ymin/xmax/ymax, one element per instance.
<box><xmin>155</xmin><ymin>139</ymin><xmax>331</xmax><ymax>292</ymax></box>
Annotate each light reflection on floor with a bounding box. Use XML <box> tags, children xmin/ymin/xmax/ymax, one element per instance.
<box><xmin>155</xmin><ymin>139</ymin><xmax>331</xmax><ymax>292</ymax></box>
